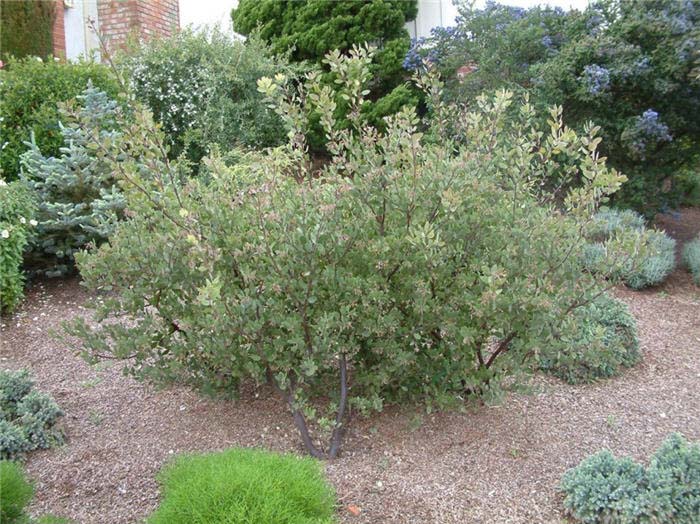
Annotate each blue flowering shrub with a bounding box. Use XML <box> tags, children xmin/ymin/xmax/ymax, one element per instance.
<box><xmin>583</xmin><ymin>208</ymin><xmax>676</xmax><ymax>289</ymax></box>
<box><xmin>682</xmin><ymin>236</ymin><xmax>700</xmax><ymax>285</ymax></box>
<box><xmin>410</xmin><ymin>0</ymin><xmax>700</xmax><ymax>213</ymax></box>
<box><xmin>562</xmin><ymin>433</ymin><xmax>700</xmax><ymax>524</ymax></box>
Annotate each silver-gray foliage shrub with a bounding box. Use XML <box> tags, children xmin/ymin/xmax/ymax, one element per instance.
<box><xmin>583</xmin><ymin>208</ymin><xmax>676</xmax><ymax>289</ymax></box>
<box><xmin>682</xmin><ymin>236</ymin><xmax>700</xmax><ymax>285</ymax></box>
<box><xmin>562</xmin><ymin>433</ymin><xmax>700</xmax><ymax>524</ymax></box>
<box><xmin>0</xmin><ymin>370</ymin><xmax>64</xmax><ymax>459</ymax></box>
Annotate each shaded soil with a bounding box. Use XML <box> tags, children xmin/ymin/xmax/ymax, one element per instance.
<box><xmin>0</xmin><ymin>209</ymin><xmax>698</xmax><ymax>524</ymax></box>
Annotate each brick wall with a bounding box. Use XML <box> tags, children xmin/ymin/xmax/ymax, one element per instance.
<box><xmin>97</xmin><ymin>0</ymin><xmax>179</xmax><ymax>53</ymax></box>
<box><xmin>52</xmin><ymin>0</ymin><xmax>66</xmax><ymax>58</ymax></box>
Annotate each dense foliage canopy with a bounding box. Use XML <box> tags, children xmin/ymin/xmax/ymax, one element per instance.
<box><xmin>232</xmin><ymin>0</ymin><xmax>420</xmax><ymax>134</ymax></box>
<box><xmin>408</xmin><ymin>0</ymin><xmax>700</xmax><ymax>213</ymax></box>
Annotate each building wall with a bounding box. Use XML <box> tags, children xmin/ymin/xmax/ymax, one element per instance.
<box><xmin>97</xmin><ymin>0</ymin><xmax>179</xmax><ymax>53</ymax></box>
<box><xmin>56</xmin><ymin>0</ymin><xmax>179</xmax><ymax>61</ymax></box>
<box><xmin>406</xmin><ymin>0</ymin><xmax>459</xmax><ymax>39</ymax></box>
<box><xmin>64</xmin><ymin>0</ymin><xmax>101</xmax><ymax>61</ymax></box>
<box><xmin>52</xmin><ymin>0</ymin><xmax>67</xmax><ymax>58</ymax></box>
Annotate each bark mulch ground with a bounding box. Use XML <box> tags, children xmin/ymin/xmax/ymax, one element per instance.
<box><xmin>1</xmin><ymin>208</ymin><xmax>698</xmax><ymax>523</ymax></box>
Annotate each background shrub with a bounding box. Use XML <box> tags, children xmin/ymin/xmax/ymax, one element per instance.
<box><xmin>20</xmin><ymin>83</ymin><xmax>125</xmax><ymax>277</ymax></box>
<box><xmin>0</xmin><ymin>460</ymin><xmax>34</xmax><ymax>524</ymax></box>
<box><xmin>583</xmin><ymin>208</ymin><xmax>676</xmax><ymax>289</ymax></box>
<box><xmin>121</xmin><ymin>28</ymin><xmax>299</xmax><ymax>167</ymax></box>
<box><xmin>0</xmin><ymin>1</ymin><xmax>55</xmax><ymax>60</ymax></box>
<box><xmin>538</xmin><ymin>294</ymin><xmax>639</xmax><ymax>384</ymax></box>
<box><xmin>682</xmin><ymin>236</ymin><xmax>700</xmax><ymax>285</ymax></box>
<box><xmin>410</xmin><ymin>0</ymin><xmax>700</xmax><ymax>214</ymax></box>
<box><xmin>148</xmin><ymin>448</ymin><xmax>335</xmax><ymax>524</ymax></box>
<box><xmin>66</xmin><ymin>50</ymin><xmax>631</xmax><ymax>458</ymax></box>
<box><xmin>0</xmin><ymin>57</ymin><xmax>119</xmax><ymax>180</ymax></box>
<box><xmin>562</xmin><ymin>433</ymin><xmax>700</xmax><ymax>524</ymax></box>
<box><xmin>0</xmin><ymin>180</ymin><xmax>36</xmax><ymax>314</ymax></box>
<box><xmin>0</xmin><ymin>370</ymin><xmax>63</xmax><ymax>459</ymax></box>
<box><xmin>232</xmin><ymin>0</ymin><xmax>420</xmax><ymax>144</ymax></box>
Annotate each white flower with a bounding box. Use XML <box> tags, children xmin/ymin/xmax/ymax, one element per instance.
<box><xmin>1</xmin><ymin>229</ymin><xmax>9</xmax><ymax>239</ymax></box>
<box><xmin>29</xmin><ymin>219</ymin><xmax>38</xmax><ymax>226</ymax></box>
<box><xmin>0</xmin><ymin>179</ymin><xmax>6</xmax><ymax>186</ymax></box>
<box><xmin>20</xmin><ymin>217</ymin><xmax>26</xmax><ymax>224</ymax></box>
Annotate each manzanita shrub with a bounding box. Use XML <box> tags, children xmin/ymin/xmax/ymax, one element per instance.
<box><xmin>562</xmin><ymin>433</ymin><xmax>700</xmax><ymax>524</ymax></box>
<box><xmin>20</xmin><ymin>83</ymin><xmax>126</xmax><ymax>277</ymax></box>
<box><xmin>67</xmin><ymin>46</ymin><xmax>637</xmax><ymax>458</ymax></box>
<box><xmin>0</xmin><ymin>179</ymin><xmax>36</xmax><ymax>314</ymax></box>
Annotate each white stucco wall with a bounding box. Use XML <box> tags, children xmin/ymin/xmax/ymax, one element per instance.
<box><xmin>64</xmin><ymin>0</ymin><xmax>101</xmax><ymax>61</ymax></box>
<box><xmin>406</xmin><ymin>0</ymin><xmax>460</xmax><ymax>39</ymax></box>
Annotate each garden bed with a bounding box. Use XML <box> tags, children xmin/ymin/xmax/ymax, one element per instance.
<box><xmin>1</xmin><ymin>210</ymin><xmax>698</xmax><ymax>524</ymax></box>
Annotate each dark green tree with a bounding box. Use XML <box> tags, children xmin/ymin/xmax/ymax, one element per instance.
<box><xmin>231</xmin><ymin>0</ymin><xmax>419</xmax><ymax>130</ymax></box>
<box><xmin>0</xmin><ymin>0</ymin><xmax>55</xmax><ymax>60</ymax></box>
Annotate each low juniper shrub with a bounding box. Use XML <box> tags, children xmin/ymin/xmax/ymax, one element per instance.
<box><xmin>647</xmin><ymin>433</ymin><xmax>700</xmax><ymax>524</ymax></box>
<box><xmin>682</xmin><ymin>236</ymin><xmax>700</xmax><ymax>285</ymax></box>
<box><xmin>561</xmin><ymin>450</ymin><xmax>650</xmax><ymax>524</ymax></box>
<box><xmin>538</xmin><ymin>294</ymin><xmax>639</xmax><ymax>384</ymax></box>
<box><xmin>148</xmin><ymin>448</ymin><xmax>336</xmax><ymax>524</ymax></box>
<box><xmin>0</xmin><ymin>370</ymin><xmax>64</xmax><ymax>459</ymax></box>
<box><xmin>562</xmin><ymin>433</ymin><xmax>700</xmax><ymax>524</ymax></box>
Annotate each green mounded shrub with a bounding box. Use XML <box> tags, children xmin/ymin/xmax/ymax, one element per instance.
<box><xmin>538</xmin><ymin>294</ymin><xmax>639</xmax><ymax>384</ymax></box>
<box><xmin>0</xmin><ymin>179</ymin><xmax>36</xmax><ymax>314</ymax></box>
<box><xmin>0</xmin><ymin>460</ymin><xmax>34</xmax><ymax>523</ymax></box>
<box><xmin>20</xmin><ymin>83</ymin><xmax>126</xmax><ymax>277</ymax></box>
<box><xmin>682</xmin><ymin>236</ymin><xmax>700</xmax><ymax>285</ymax></box>
<box><xmin>0</xmin><ymin>370</ymin><xmax>64</xmax><ymax>459</ymax></box>
<box><xmin>0</xmin><ymin>57</ymin><xmax>119</xmax><ymax>180</ymax></box>
<box><xmin>0</xmin><ymin>460</ymin><xmax>72</xmax><ymax>524</ymax></box>
<box><xmin>583</xmin><ymin>208</ymin><xmax>676</xmax><ymax>290</ymax></box>
<box><xmin>561</xmin><ymin>433</ymin><xmax>700</xmax><ymax>524</ymax></box>
<box><xmin>148</xmin><ymin>448</ymin><xmax>336</xmax><ymax>524</ymax></box>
